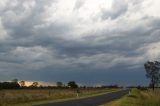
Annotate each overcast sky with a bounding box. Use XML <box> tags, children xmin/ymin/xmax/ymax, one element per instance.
<box><xmin>0</xmin><ymin>0</ymin><xmax>160</xmax><ymax>86</ymax></box>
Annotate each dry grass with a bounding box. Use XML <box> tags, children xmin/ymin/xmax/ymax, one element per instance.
<box><xmin>0</xmin><ymin>88</ymin><xmax>119</xmax><ymax>106</ymax></box>
<box><xmin>102</xmin><ymin>88</ymin><xmax>160</xmax><ymax>106</ymax></box>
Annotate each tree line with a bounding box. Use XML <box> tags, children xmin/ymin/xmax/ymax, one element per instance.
<box><xmin>0</xmin><ymin>79</ymin><xmax>122</xmax><ymax>90</ymax></box>
<box><xmin>0</xmin><ymin>80</ymin><xmax>79</xmax><ymax>89</ymax></box>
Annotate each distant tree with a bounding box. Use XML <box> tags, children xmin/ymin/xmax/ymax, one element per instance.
<box><xmin>68</xmin><ymin>81</ymin><xmax>78</xmax><ymax>88</ymax></box>
<box><xmin>0</xmin><ymin>82</ymin><xmax>20</xmax><ymax>89</ymax></box>
<box><xmin>144</xmin><ymin>61</ymin><xmax>160</xmax><ymax>90</ymax></box>
<box><xmin>19</xmin><ymin>81</ymin><xmax>25</xmax><ymax>87</ymax></box>
<box><xmin>56</xmin><ymin>82</ymin><xmax>63</xmax><ymax>87</ymax></box>
<box><xmin>32</xmin><ymin>82</ymin><xmax>39</xmax><ymax>87</ymax></box>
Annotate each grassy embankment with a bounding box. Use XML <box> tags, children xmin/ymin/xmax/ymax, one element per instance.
<box><xmin>102</xmin><ymin>88</ymin><xmax>160</xmax><ymax>106</ymax></box>
<box><xmin>0</xmin><ymin>88</ymin><xmax>120</xmax><ymax>106</ymax></box>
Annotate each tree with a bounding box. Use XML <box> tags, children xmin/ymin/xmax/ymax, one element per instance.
<box><xmin>0</xmin><ymin>82</ymin><xmax>20</xmax><ymax>89</ymax></box>
<box><xmin>56</xmin><ymin>82</ymin><xmax>63</xmax><ymax>87</ymax></box>
<box><xmin>68</xmin><ymin>81</ymin><xmax>78</xmax><ymax>88</ymax></box>
<box><xmin>32</xmin><ymin>82</ymin><xmax>39</xmax><ymax>87</ymax></box>
<box><xmin>19</xmin><ymin>81</ymin><xmax>25</xmax><ymax>87</ymax></box>
<box><xmin>144</xmin><ymin>61</ymin><xmax>160</xmax><ymax>90</ymax></box>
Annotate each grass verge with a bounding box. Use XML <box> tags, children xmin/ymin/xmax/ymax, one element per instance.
<box><xmin>0</xmin><ymin>88</ymin><xmax>120</xmax><ymax>106</ymax></box>
<box><xmin>102</xmin><ymin>88</ymin><xmax>160</xmax><ymax>106</ymax></box>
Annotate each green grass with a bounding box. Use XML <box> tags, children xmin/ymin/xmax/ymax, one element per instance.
<box><xmin>0</xmin><ymin>88</ymin><xmax>120</xmax><ymax>106</ymax></box>
<box><xmin>102</xmin><ymin>88</ymin><xmax>160</xmax><ymax>106</ymax></box>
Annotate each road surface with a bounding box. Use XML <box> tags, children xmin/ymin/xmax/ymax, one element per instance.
<box><xmin>36</xmin><ymin>90</ymin><xmax>129</xmax><ymax>106</ymax></box>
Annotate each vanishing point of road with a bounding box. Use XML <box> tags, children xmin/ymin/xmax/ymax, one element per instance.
<box><xmin>36</xmin><ymin>89</ymin><xmax>129</xmax><ymax>106</ymax></box>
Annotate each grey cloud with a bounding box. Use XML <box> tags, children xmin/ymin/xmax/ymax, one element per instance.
<box><xmin>57</xmin><ymin>17</ymin><xmax>160</xmax><ymax>58</ymax></box>
<box><xmin>101</xmin><ymin>0</ymin><xmax>128</xmax><ymax>20</ymax></box>
<box><xmin>0</xmin><ymin>0</ymin><xmax>159</xmax><ymax>85</ymax></box>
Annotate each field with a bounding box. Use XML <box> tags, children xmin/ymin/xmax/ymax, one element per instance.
<box><xmin>0</xmin><ymin>88</ymin><xmax>119</xmax><ymax>106</ymax></box>
<box><xmin>102</xmin><ymin>88</ymin><xmax>160</xmax><ymax>106</ymax></box>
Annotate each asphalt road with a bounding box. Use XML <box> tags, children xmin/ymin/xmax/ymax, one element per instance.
<box><xmin>36</xmin><ymin>89</ymin><xmax>129</xmax><ymax>106</ymax></box>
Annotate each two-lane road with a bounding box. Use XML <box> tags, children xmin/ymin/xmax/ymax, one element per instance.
<box><xmin>36</xmin><ymin>90</ymin><xmax>129</xmax><ymax>106</ymax></box>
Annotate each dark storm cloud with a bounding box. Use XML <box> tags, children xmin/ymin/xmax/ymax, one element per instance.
<box><xmin>0</xmin><ymin>0</ymin><xmax>160</xmax><ymax>85</ymax></box>
<box><xmin>55</xmin><ymin>17</ymin><xmax>160</xmax><ymax>58</ymax></box>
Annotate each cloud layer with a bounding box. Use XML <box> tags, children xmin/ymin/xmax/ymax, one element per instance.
<box><xmin>0</xmin><ymin>0</ymin><xmax>160</xmax><ymax>85</ymax></box>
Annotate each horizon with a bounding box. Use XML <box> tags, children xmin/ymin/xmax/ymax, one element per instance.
<box><xmin>0</xmin><ymin>0</ymin><xmax>160</xmax><ymax>86</ymax></box>
<box><xmin>0</xmin><ymin>79</ymin><xmax>149</xmax><ymax>87</ymax></box>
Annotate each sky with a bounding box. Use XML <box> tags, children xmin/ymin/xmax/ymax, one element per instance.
<box><xmin>0</xmin><ymin>0</ymin><xmax>160</xmax><ymax>86</ymax></box>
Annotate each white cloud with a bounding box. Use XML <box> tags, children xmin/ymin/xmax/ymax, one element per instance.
<box><xmin>0</xmin><ymin>0</ymin><xmax>8</xmax><ymax>11</ymax></box>
<box><xmin>141</xmin><ymin>0</ymin><xmax>160</xmax><ymax>17</ymax></box>
<box><xmin>137</xmin><ymin>42</ymin><xmax>160</xmax><ymax>61</ymax></box>
<box><xmin>102</xmin><ymin>0</ymin><xmax>128</xmax><ymax>19</ymax></box>
<box><xmin>12</xmin><ymin>46</ymin><xmax>52</xmax><ymax>62</ymax></box>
